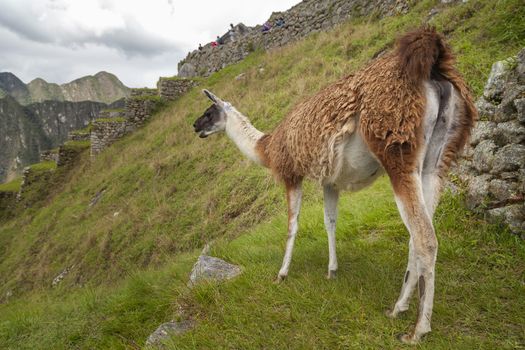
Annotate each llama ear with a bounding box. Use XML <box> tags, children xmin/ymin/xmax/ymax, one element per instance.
<box><xmin>202</xmin><ymin>89</ymin><xmax>224</xmax><ymax>106</ymax></box>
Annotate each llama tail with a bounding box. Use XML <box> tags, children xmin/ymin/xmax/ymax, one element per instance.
<box><xmin>396</xmin><ymin>26</ymin><xmax>454</xmax><ymax>83</ymax></box>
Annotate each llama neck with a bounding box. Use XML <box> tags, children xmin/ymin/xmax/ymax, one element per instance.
<box><xmin>224</xmin><ymin>104</ymin><xmax>265</xmax><ymax>165</ymax></box>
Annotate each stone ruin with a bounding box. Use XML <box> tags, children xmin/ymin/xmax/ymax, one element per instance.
<box><xmin>457</xmin><ymin>49</ymin><xmax>525</xmax><ymax>235</ymax></box>
<box><xmin>0</xmin><ymin>77</ymin><xmax>197</xmax><ymax>210</ymax></box>
<box><xmin>90</xmin><ymin>78</ymin><xmax>196</xmax><ymax>156</ymax></box>
<box><xmin>177</xmin><ymin>0</ymin><xmax>410</xmax><ymax>78</ymax></box>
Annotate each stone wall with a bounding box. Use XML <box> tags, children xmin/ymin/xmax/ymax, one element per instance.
<box><xmin>157</xmin><ymin>78</ymin><xmax>197</xmax><ymax>101</ymax></box>
<box><xmin>39</xmin><ymin>149</ymin><xmax>59</xmax><ymax>163</ymax></box>
<box><xmin>67</xmin><ymin>131</ymin><xmax>90</xmax><ymax>142</ymax></box>
<box><xmin>458</xmin><ymin>49</ymin><xmax>525</xmax><ymax>235</ymax></box>
<box><xmin>0</xmin><ymin>191</ymin><xmax>17</xmax><ymax>218</ymax></box>
<box><xmin>130</xmin><ymin>88</ymin><xmax>158</xmax><ymax>98</ymax></box>
<box><xmin>177</xmin><ymin>0</ymin><xmax>409</xmax><ymax>77</ymax></box>
<box><xmin>98</xmin><ymin>108</ymin><xmax>125</xmax><ymax>119</ymax></box>
<box><xmin>125</xmin><ymin>96</ymin><xmax>160</xmax><ymax>130</ymax></box>
<box><xmin>90</xmin><ymin>119</ymin><xmax>128</xmax><ymax>157</ymax></box>
<box><xmin>17</xmin><ymin>165</ymin><xmax>56</xmax><ymax>205</ymax></box>
<box><xmin>57</xmin><ymin>144</ymin><xmax>87</xmax><ymax>167</ymax></box>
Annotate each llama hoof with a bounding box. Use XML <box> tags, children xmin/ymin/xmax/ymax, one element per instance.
<box><xmin>385</xmin><ymin>309</ymin><xmax>397</xmax><ymax>319</ymax></box>
<box><xmin>385</xmin><ymin>307</ymin><xmax>407</xmax><ymax>319</ymax></box>
<box><xmin>398</xmin><ymin>333</ymin><xmax>420</xmax><ymax>345</ymax></box>
<box><xmin>275</xmin><ymin>274</ymin><xmax>287</xmax><ymax>284</ymax></box>
<box><xmin>326</xmin><ymin>270</ymin><xmax>337</xmax><ymax>279</ymax></box>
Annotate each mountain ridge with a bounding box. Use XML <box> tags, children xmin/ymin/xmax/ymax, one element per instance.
<box><xmin>0</xmin><ymin>71</ymin><xmax>131</xmax><ymax>105</ymax></box>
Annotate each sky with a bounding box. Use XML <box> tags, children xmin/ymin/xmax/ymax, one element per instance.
<box><xmin>0</xmin><ymin>0</ymin><xmax>300</xmax><ymax>88</ymax></box>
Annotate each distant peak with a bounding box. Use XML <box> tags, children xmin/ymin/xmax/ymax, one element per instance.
<box><xmin>94</xmin><ymin>71</ymin><xmax>116</xmax><ymax>78</ymax></box>
<box><xmin>0</xmin><ymin>72</ymin><xmax>22</xmax><ymax>81</ymax></box>
<box><xmin>29</xmin><ymin>78</ymin><xmax>48</xmax><ymax>84</ymax></box>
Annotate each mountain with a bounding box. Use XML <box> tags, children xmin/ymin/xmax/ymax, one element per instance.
<box><xmin>60</xmin><ymin>71</ymin><xmax>131</xmax><ymax>104</ymax></box>
<box><xmin>0</xmin><ymin>71</ymin><xmax>129</xmax><ymax>182</ymax></box>
<box><xmin>26</xmin><ymin>78</ymin><xmax>64</xmax><ymax>103</ymax></box>
<box><xmin>0</xmin><ymin>95</ymin><xmax>50</xmax><ymax>181</ymax></box>
<box><xmin>0</xmin><ymin>72</ymin><xmax>31</xmax><ymax>104</ymax></box>
<box><xmin>0</xmin><ymin>0</ymin><xmax>523</xmax><ymax>348</ymax></box>
<box><xmin>1</xmin><ymin>71</ymin><xmax>131</xmax><ymax>105</ymax></box>
<box><xmin>0</xmin><ymin>96</ymin><xmax>119</xmax><ymax>182</ymax></box>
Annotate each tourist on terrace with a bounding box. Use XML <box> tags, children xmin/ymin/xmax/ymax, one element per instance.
<box><xmin>262</xmin><ymin>21</ymin><xmax>271</xmax><ymax>33</ymax></box>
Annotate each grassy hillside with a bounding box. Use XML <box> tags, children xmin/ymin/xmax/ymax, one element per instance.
<box><xmin>1</xmin><ymin>0</ymin><xmax>524</xmax><ymax>348</ymax></box>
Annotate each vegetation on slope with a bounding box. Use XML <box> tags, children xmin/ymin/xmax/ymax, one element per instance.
<box><xmin>0</xmin><ymin>0</ymin><xmax>524</xmax><ymax>348</ymax></box>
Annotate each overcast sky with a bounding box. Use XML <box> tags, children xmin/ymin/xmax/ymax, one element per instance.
<box><xmin>0</xmin><ymin>0</ymin><xmax>300</xmax><ymax>88</ymax></box>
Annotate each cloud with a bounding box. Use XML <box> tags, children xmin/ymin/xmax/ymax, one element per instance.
<box><xmin>0</xmin><ymin>0</ymin><xmax>300</xmax><ymax>86</ymax></box>
<box><xmin>0</xmin><ymin>0</ymin><xmax>174</xmax><ymax>57</ymax></box>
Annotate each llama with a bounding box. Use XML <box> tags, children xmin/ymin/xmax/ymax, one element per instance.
<box><xmin>192</xmin><ymin>27</ymin><xmax>476</xmax><ymax>343</ymax></box>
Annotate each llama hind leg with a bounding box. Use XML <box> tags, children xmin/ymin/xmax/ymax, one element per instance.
<box><xmin>277</xmin><ymin>181</ymin><xmax>303</xmax><ymax>282</ymax></box>
<box><xmin>387</xmin><ymin>237</ymin><xmax>418</xmax><ymax>318</ymax></box>
<box><xmin>388</xmin><ymin>170</ymin><xmax>443</xmax><ymax>318</ymax></box>
<box><xmin>323</xmin><ymin>185</ymin><xmax>339</xmax><ymax>279</ymax></box>
<box><xmin>390</xmin><ymin>173</ymin><xmax>438</xmax><ymax>343</ymax></box>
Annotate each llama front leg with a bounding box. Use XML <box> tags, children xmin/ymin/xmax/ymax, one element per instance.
<box><xmin>390</xmin><ymin>173</ymin><xmax>438</xmax><ymax>344</ymax></box>
<box><xmin>323</xmin><ymin>184</ymin><xmax>339</xmax><ymax>279</ymax></box>
<box><xmin>277</xmin><ymin>181</ymin><xmax>303</xmax><ymax>282</ymax></box>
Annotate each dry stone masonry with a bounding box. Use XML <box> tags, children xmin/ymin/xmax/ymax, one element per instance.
<box><xmin>90</xmin><ymin>119</ymin><xmax>128</xmax><ymax>156</ymax></box>
<box><xmin>39</xmin><ymin>149</ymin><xmax>59</xmax><ymax>163</ymax></box>
<box><xmin>157</xmin><ymin>78</ymin><xmax>198</xmax><ymax>101</ymax></box>
<box><xmin>458</xmin><ymin>48</ymin><xmax>525</xmax><ymax>235</ymax></box>
<box><xmin>56</xmin><ymin>143</ymin><xmax>88</xmax><ymax>167</ymax></box>
<box><xmin>177</xmin><ymin>0</ymin><xmax>409</xmax><ymax>78</ymax></box>
<box><xmin>0</xmin><ymin>191</ymin><xmax>17</xmax><ymax>218</ymax></box>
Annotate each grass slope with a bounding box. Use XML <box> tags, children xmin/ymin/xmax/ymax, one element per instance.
<box><xmin>0</xmin><ymin>0</ymin><xmax>524</xmax><ymax>348</ymax></box>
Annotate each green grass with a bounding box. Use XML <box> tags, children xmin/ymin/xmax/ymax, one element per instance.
<box><xmin>101</xmin><ymin>108</ymin><xmax>125</xmax><ymax>113</ymax></box>
<box><xmin>93</xmin><ymin>117</ymin><xmax>126</xmax><ymax>123</ymax></box>
<box><xmin>64</xmin><ymin>140</ymin><xmax>91</xmax><ymax>149</ymax></box>
<box><xmin>29</xmin><ymin>161</ymin><xmax>57</xmax><ymax>172</ymax></box>
<box><xmin>0</xmin><ymin>180</ymin><xmax>523</xmax><ymax>349</ymax></box>
<box><xmin>159</xmin><ymin>76</ymin><xmax>194</xmax><ymax>81</ymax></box>
<box><xmin>0</xmin><ymin>0</ymin><xmax>524</xmax><ymax>348</ymax></box>
<box><xmin>132</xmin><ymin>95</ymin><xmax>162</xmax><ymax>102</ymax></box>
<box><xmin>0</xmin><ymin>178</ymin><xmax>22</xmax><ymax>192</ymax></box>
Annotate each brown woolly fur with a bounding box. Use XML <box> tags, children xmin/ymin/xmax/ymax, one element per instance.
<box><xmin>397</xmin><ymin>26</ymin><xmax>443</xmax><ymax>82</ymax></box>
<box><xmin>257</xmin><ymin>78</ymin><xmax>358</xmax><ymax>183</ymax></box>
<box><xmin>257</xmin><ymin>27</ymin><xmax>476</xmax><ymax>186</ymax></box>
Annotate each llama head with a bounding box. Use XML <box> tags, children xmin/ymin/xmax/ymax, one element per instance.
<box><xmin>193</xmin><ymin>90</ymin><xmax>228</xmax><ymax>138</ymax></box>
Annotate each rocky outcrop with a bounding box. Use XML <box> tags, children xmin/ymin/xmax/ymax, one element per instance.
<box><xmin>145</xmin><ymin>321</ymin><xmax>194</xmax><ymax>348</ymax></box>
<box><xmin>189</xmin><ymin>255</ymin><xmax>242</xmax><ymax>286</ymax></box>
<box><xmin>146</xmin><ymin>249</ymin><xmax>241</xmax><ymax>347</ymax></box>
<box><xmin>458</xmin><ymin>48</ymin><xmax>525</xmax><ymax>235</ymax></box>
<box><xmin>178</xmin><ymin>0</ymin><xmax>409</xmax><ymax>77</ymax></box>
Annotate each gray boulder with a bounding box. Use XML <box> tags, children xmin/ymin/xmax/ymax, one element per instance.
<box><xmin>491</xmin><ymin>144</ymin><xmax>525</xmax><ymax>174</ymax></box>
<box><xmin>488</xmin><ymin>179</ymin><xmax>516</xmax><ymax>202</ymax></box>
<box><xmin>472</xmin><ymin>139</ymin><xmax>498</xmax><ymax>173</ymax></box>
<box><xmin>515</xmin><ymin>97</ymin><xmax>525</xmax><ymax>123</ymax></box>
<box><xmin>178</xmin><ymin>63</ymin><xmax>196</xmax><ymax>78</ymax></box>
<box><xmin>493</xmin><ymin>120</ymin><xmax>525</xmax><ymax>145</ymax></box>
<box><xmin>145</xmin><ymin>321</ymin><xmax>194</xmax><ymax>348</ymax></box>
<box><xmin>466</xmin><ymin>174</ymin><xmax>492</xmax><ymax>209</ymax></box>
<box><xmin>470</xmin><ymin>121</ymin><xmax>496</xmax><ymax>146</ymax></box>
<box><xmin>483</xmin><ymin>60</ymin><xmax>512</xmax><ymax>102</ymax></box>
<box><xmin>476</xmin><ymin>97</ymin><xmax>496</xmax><ymax>119</ymax></box>
<box><xmin>488</xmin><ymin>204</ymin><xmax>525</xmax><ymax>234</ymax></box>
<box><xmin>189</xmin><ymin>255</ymin><xmax>242</xmax><ymax>285</ymax></box>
